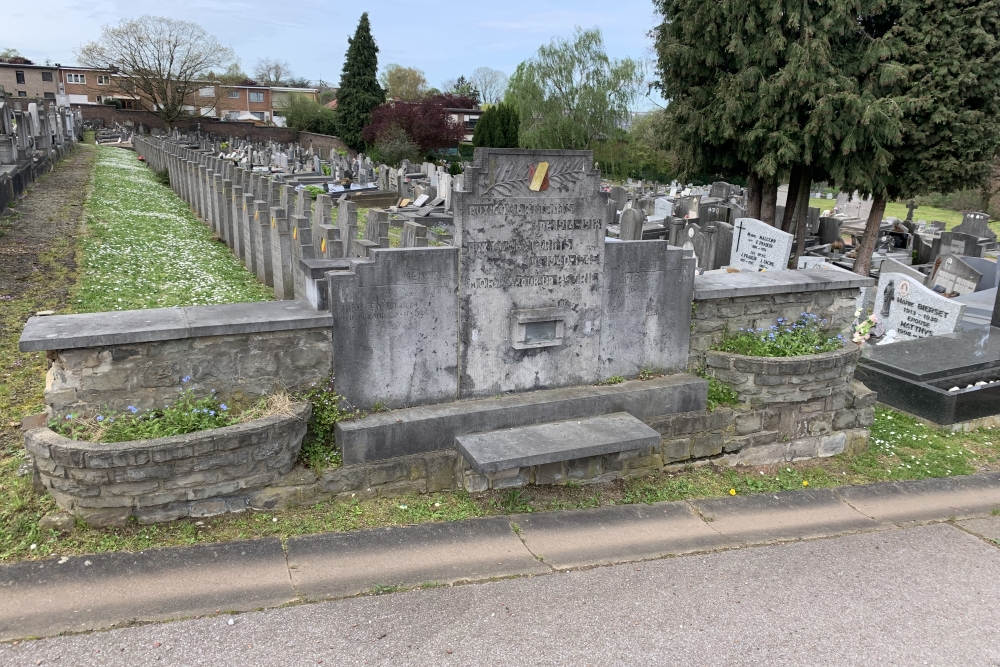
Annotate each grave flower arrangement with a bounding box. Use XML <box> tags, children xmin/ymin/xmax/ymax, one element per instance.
<box><xmin>852</xmin><ymin>311</ymin><xmax>880</xmax><ymax>344</ymax></box>
<box><xmin>49</xmin><ymin>377</ymin><xmax>292</xmax><ymax>443</ymax></box>
<box><xmin>712</xmin><ymin>313</ymin><xmax>845</xmax><ymax>357</ymax></box>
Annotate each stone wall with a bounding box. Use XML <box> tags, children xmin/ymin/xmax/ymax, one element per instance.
<box><xmin>298</xmin><ymin>132</ymin><xmax>354</xmax><ymax>159</ymax></box>
<box><xmin>689</xmin><ymin>286</ymin><xmax>859</xmax><ymax>370</ymax></box>
<box><xmin>25</xmin><ymin>403</ymin><xmax>310</xmax><ymax>526</ymax></box>
<box><xmin>20</xmin><ymin>302</ymin><xmax>335</xmax><ymax>419</ymax></box>
<box><xmin>78</xmin><ymin>106</ymin><xmax>299</xmax><ymax>143</ymax></box>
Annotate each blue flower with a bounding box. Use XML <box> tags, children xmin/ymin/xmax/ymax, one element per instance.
<box><xmin>65</xmin><ymin>414</ymin><xmax>73</xmax><ymax>420</ymax></box>
<box><xmin>182</xmin><ymin>375</ymin><xmax>191</xmax><ymax>383</ymax></box>
<box><xmin>108</xmin><ymin>418</ymin><xmax>114</xmax><ymax>423</ymax></box>
<box><xmin>127</xmin><ymin>405</ymin><xmax>138</xmax><ymax>414</ymax></box>
<box><xmin>209</xmin><ymin>410</ymin><xmax>216</xmax><ymax>416</ymax></box>
<box><xmin>96</xmin><ymin>415</ymin><xmax>104</xmax><ymax>422</ymax></box>
<box><xmin>220</xmin><ymin>404</ymin><xmax>228</xmax><ymax>411</ymax></box>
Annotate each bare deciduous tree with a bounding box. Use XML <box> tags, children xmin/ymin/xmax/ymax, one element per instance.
<box><xmin>77</xmin><ymin>16</ymin><xmax>234</xmax><ymax>126</ymax></box>
<box><xmin>471</xmin><ymin>66</ymin><xmax>508</xmax><ymax>105</ymax></box>
<box><xmin>253</xmin><ymin>58</ymin><xmax>293</xmax><ymax>86</ymax></box>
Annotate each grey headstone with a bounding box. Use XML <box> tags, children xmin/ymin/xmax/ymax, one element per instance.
<box><xmin>619</xmin><ymin>208</ymin><xmax>645</xmax><ymax>241</ymax></box>
<box><xmin>928</xmin><ymin>255</ymin><xmax>982</xmax><ymax>296</ymax></box>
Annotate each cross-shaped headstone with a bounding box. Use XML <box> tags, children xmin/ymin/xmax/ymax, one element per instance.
<box><xmin>906</xmin><ymin>199</ymin><xmax>918</xmax><ymax>222</ymax></box>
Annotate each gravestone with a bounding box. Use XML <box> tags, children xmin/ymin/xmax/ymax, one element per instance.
<box><xmin>797</xmin><ymin>256</ymin><xmax>828</xmax><ymax>269</ymax></box>
<box><xmin>654</xmin><ymin>198</ymin><xmax>673</xmax><ymax>218</ymax></box>
<box><xmin>928</xmin><ymin>255</ymin><xmax>982</xmax><ymax>296</ymax></box>
<box><xmin>328</xmin><ymin>248</ymin><xmax>460</xmax><ymax>408</ymax></box>
<box><xmin>938</xmin><ymin>231</ymin><xmax>984</xmax><ymax>258</ymax></box>
<box><xmin>454</xmin><ymin>149</ymin><xmax>607</xmax><ymax>397</ymax></box>
<box><xmin>818</xmin><ymin>217</ymin><xmax>843</xmax><ymax>245</ymax></box>
<box><xmin>729</xmin><ymin>218</ymin><xmax>794</xmax><ymax>271</ymax></box>
<box><xmin>905</xmin><ymin>199</ymin><xmax>918</xmax><ymax>222</ymax></box>
<box><xmin>608</xmin><ymin>186</ymin><xmax>627</xmax><ymax>209</ymax></box>
<box><xmin>400</xmin><ymin>220</ymin><xmax>428</xmax><ymax>248</ymax></box>
<box><xmin>953</xmin><ymin>212</ymin><xmax>994</xmax><ymax>241</ymax></box>
<box><xmin>674</xmin><ymin>195</ymin><xmax>701</xmax><ymax>219</ymax></box>
<box><xmin>872</xmin><ymin>272</ymin><xmax>965</xmax><ymax>342</ymax></box>
<box><xmin>619</xmin><ymin>208</ymin><xmax>645</xmax><ymax>241</ymax></box>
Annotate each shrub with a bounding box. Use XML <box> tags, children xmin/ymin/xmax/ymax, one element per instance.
<box><xmin>711</xmin><ymin>313</ymin><xmax>845</xmax><ymax>357</ymax></box>
<box><xmin>373</xmin><ymin>124</ymin><xmax>422</xmax><ymax>167</ymax></box>
<box><xmin>296</xmin><ymin>375</ymin><xmax>363</xmax><ymax>471</ymax></box>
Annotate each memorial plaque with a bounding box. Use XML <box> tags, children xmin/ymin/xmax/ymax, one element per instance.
<box><xmin>455</xmin><ymin>148</ymin><xmax>606</xmax><ymax>397</ymax></box>
<box><xmin>654</xmin><ymin>197</ymin><xmax>673</xmax><ymax>218</ymax></box>
<box><xmin>872</xmin><ymin>272</ymin><xmax>964</xmax><ymax>342</ymax></box>
<box><xmin>729</xmin><ymin>218</ymin><xmax>793</xmax><ymax>271</ymax></box>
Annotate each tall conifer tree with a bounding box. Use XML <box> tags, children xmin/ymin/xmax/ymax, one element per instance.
<box><xmin>335</xmin><ymin>13</ymin><xmax>385</xmax><ymax>151</ymax></box>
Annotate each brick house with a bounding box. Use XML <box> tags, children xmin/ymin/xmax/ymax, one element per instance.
<box><xmin>0</xmin><ymin>61</ymin><xmax>60</xmax><ymax>100</ymax></box>
<box><xmin>59</xmin><ymin>66</ymin><xmax>140</xmax><ymax>108</ymax></box>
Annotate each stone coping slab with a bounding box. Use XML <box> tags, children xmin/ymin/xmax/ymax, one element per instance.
<box><xmin>336</xmin><ymin>374</ymin><xmax>707</xmax><ymax>465</ymax></box>
<box><xmin>19</xmin><ymin>300</ymin><xmax>333</xmax><ymax>351</ymax></box>
<box><xmin>285</xmin><ymin>517</ymin><xmax>548</xmax><ymax>599</ymax></box>
<box><xmin>0</xmin><ymin>538</ymin><xmax>294</xmax><ymax>641</ymax></box>
<box><xmin>512</xmin><ymin>502</ymin><xmax>733</xmax><ymax>569</ymax></box>
<box><xmin>456</xmin><ymin>413</ymin><xmax>661</xmax><ymax>474</ymax></box>
<box><xmin>694</xmin><ymin>268</ymin><xmax>873</xmax><ymax>300</ymax></box>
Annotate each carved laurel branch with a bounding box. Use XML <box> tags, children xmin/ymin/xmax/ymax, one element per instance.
<box><xmin>483</xmin><ymin>159</ymin><xmax>590</xmax><ymax>197</ymax></box>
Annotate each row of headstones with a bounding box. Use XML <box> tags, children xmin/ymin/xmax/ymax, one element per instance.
<box><xmin>0</xmin><ymin>95</ymin><xmax>80</xmax><ymax>166</ymax></box>
<box><xmin>133</xmin><ymin>135</ymin><xmax>404</xmax><ymax>304</ymax></box>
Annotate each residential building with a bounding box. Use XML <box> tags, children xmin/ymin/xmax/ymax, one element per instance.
<box><xmin>446</xmin><ymin>107</ymin><xmax>483</xmax><ymax>143</ymax></box>
<box><xmin>59</xmin><ymin>66</ymin><xmax>140</xmax><ymax>108</ymax></box>
<box><xmin>269</xmin><ymin>87</ymin><xmax>319</xmax><ymax>127</ymax></box>
<box><xmin>214</xmin><ymin>84</ymin><xmax>272</xmax><ymax>123</ymax></box>
<box><xmin>0</xmin><ymin>61</ymin><xmax>60</xmax><ymax>100</ymax></box>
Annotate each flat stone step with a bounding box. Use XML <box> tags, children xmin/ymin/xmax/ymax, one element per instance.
<box><xmin>456</xmin><ymin>412</ymin><xmax>661</xmax><ymax>474</ymax></box>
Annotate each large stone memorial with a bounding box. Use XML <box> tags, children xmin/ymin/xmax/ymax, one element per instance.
<box><xmin>871</xmin><ymin>271</ymin><xmax>965</xmax><ymax>341</ymax></box>
<box><xmin>729</xmin><ymin>218</ymin><xmax>793</xmax><ymax>271</ymax></box>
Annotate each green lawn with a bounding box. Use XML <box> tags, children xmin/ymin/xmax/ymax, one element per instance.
<box><xmin>810</xmin><ymin>197</ymin><xmax>972</xmax><ymax>230</ymax></box>
<box><xmin>4</xmin><ymin>406</ymin><xmax>1000</xmax><ymax>562</ymax></box>
<box><xmin>73</xmin><ymin>147</ymin><xmax>273</xmax><ymax>312</ymax></box>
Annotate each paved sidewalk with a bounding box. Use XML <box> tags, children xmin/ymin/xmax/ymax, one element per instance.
<box><xmin>3</xmin><ymin>472</ymin><xmax>1000</xmax><ymax>642</ymax></box>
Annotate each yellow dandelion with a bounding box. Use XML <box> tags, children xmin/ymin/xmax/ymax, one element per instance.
<box><xmin>802</xmin><ymin>480</ymin><xmax>809</xmax><ymax>487</ymax></box>
<box><xmin>729</xmin><ymin>488</ymin><xmax>736</xmax><ymax>496</ymax></box>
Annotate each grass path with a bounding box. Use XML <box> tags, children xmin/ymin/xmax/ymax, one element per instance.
<box><xmin>73</xmin><ymin>147</ymin><xmax>272</xmax><ymax>312</ymax></box>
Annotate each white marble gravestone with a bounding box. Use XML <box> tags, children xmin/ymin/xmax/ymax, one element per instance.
<box><xmin>729</xmin><ymin>218</ymin><xmax>793</xmax><ymax>271</ymax></box>
<box><xmin>871</xmin><ymin>272</ymin><xmax>965</xmax><ymax>342</ymax></box>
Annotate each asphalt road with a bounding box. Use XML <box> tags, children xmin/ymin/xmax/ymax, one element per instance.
<box><xmin>6</xmin><ymin>522</ymin><xmax>1000</xmax><ymax>666</ymax></box>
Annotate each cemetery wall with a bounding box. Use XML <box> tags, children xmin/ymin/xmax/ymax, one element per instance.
<box><xmin>79</xmin><ymin>106</ymin><xmax>298</xmax><ymax>143</ymax></box>
<box><xmin>299</xmin><ymin>131</ymin><xmax>354</xmax><ymax>159</ymax></box>
<box><xmin>25</xmin><ymin>403</ymin><xmax>311</xmax><ymax>526</ymax></box>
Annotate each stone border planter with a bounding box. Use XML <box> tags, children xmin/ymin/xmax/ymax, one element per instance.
<box><xmin>24</xmin><ymin>402</ymin><xmax>311</xmax><ymax>527</ymax></box>
<box><xmin>705</xmin><ymin>346</ymin><xmax>860</xmax><ymax>407</ymax></box>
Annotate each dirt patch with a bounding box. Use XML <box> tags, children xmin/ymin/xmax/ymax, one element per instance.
<box><xmin>0</xmin><ymin>145</ymin><xmax>96</xmax><ymax>304</ymax></box>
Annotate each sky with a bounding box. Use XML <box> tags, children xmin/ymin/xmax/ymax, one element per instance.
<box><xmin>1</xmin><ymin>0</ymin><xmax>666</xmax><ymax>109</ymax></box>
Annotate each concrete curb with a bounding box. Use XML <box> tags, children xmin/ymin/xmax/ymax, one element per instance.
<box><xmin>3</xmin><ymin>472</ymin><xmax>1000</xmax><ymax>642</ymax></box>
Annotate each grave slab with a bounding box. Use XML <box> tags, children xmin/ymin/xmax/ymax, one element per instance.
<box><xmin>456</xmin><ymin>412</ymin><xmax>661</xmax><ymax>474</ymax></box>
<box><xmin>729</xmin><ymin>218</ymin><xmax>794</xmax><ymax>271</ymax></box>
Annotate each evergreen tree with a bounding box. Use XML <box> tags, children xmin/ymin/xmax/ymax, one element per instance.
<box><xmin>335</xmin><ymin>13</ymin><xmax>385</xmax><ymax>151</ymax></box>
<box><xmin>472</xmin><ymin>102</ymin><xmax>520</xmax><ymax>148</ymax></box>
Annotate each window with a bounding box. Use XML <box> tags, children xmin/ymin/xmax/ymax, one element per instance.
<box><xmin>227</xmin><ymin>110</ymin><xmax>240</xmax><ymax>120</ymax></box>
<box><xmin>199</xmin><ymin>87</ymin><xmax>214</xmax><ymax>97</ymax></box>
<box><xmin>41</xmin><ymin>72</ymin><xmax>53</xmax><ymax>82</ymax></box>
<box><xmin>121</xmin><ymin>100</ymin><xmax>137</xmax><ymax>110</ymax></box>
<box><xmin>17</xmin><ymin>91</ymin><xmax>26</xmax><ymax>97</ymax></box>
<box><xmin>248</xmin><ymin>91</ymin><xmax>264</xmax><ymax>103</ymax></box>
<box><xmin>97</xmin><ymin>75</ymin><xmax>110</xmax><ymax>85</ymax></box>
<box><xmin>15</xmin><ymin>71</ymin><xmax>25</xmax><ymax>85</ymax></box>
<box><xmin>66</xmin><ymin>73</ymin><xmax>86</xmax><ymax>84</ymax></box>
<box><xmin>44</xmin><ymin>92</ymin><xmax>55</xmax><ymax>100</ymax></box>
<box><xmin>228</xmin><ymin>90</ymin><xmax>240</xmax><ymax>98</ymax></box>
<box><xmin>250</xmin><ymin>111</ymin><xmax>265</xmax><ymax>120</ymax></box>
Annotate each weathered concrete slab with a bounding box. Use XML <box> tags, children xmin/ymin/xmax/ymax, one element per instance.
<box><xmin>689</xmin><ymin>488</ymin><xmax>885</xmax><ymax>543</ymax></box>
<box><xmin>836</xmin><ymin>473</ymin><xmax>1000</xmax><ymax>525</ymax></box>
<box><xmin>693</xmin><ymin>269</ymin><xmax>873</xmax><ymax>300</ymax></box>
<box><xmin>456</xmin><ymin>412</ymin><xmax>660</xmax><ymax>474</ymax></box>
<box><xmin>513</xmin><ymin>502</ymin><xmax>733</xmax><ymax>569</ymax></box>
<box><xmin>0</xmin><ymin>539</ymin><xmax>294</xmax><ymax>641</ymax></box>
<box><xmin>286</xmin><ymin>517</ymin><xmax>547</xmax><ymax>599</ymax></box>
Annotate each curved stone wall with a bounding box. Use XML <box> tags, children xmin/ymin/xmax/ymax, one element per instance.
<box><xmin>24</xmin><ymin>403</ymin><xmax>311</xmax><ymax>526</ymax></box>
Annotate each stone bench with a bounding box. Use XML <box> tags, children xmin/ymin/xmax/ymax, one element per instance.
<box><xmin>456</xmin><ymin>413</ymin><xmax>661</xmax><ymax>475</ymax></box>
